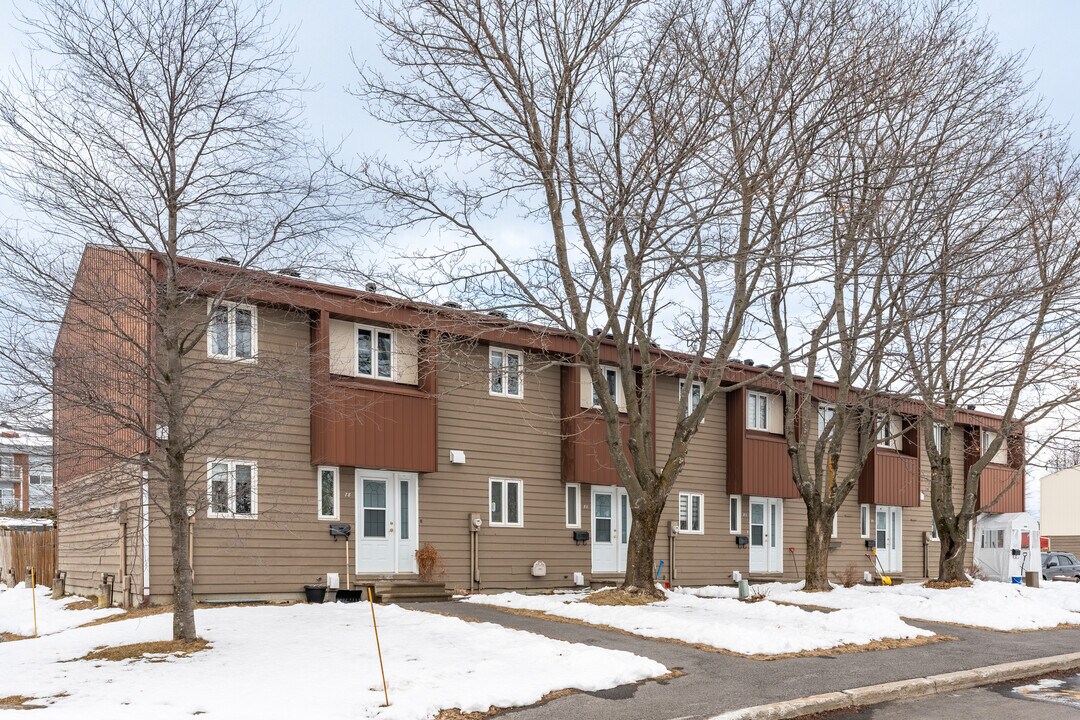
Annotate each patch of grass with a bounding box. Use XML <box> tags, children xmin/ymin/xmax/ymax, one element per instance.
<box><xmin>580</xmin><ymin>589</ymin><xmax>661</xmax><ymax>607</ymax></box>
<box><xmin>923</xmin><ymin>579</ymin><xmax>973</xmax><ymax>590</ymax></box>
<box><xmin>78</xmin><ymin>604</ymin><xmax>170</xmax><ymax>628</ymax></box>
<box><xmin>0</xmin><ymin>632</ymin><xmax>30</xmax><ymax>642</ymax></box>
<box><xmin>0</xmin><ymin>695</ymin><xmax>45</xmax><ymax>709</ymax></box>
<box><xmin>76</xmin><ymin>638</ymin><xmax>209</xmax><ymax>663</ymax></box>
<box><xmin>63</xmin><ymin>598</ymin><xmax>99</xmax><ymax>611</ymax></box>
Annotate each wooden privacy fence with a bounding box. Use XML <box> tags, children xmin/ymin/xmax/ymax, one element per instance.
<box><xmin>0</xmin><ymin>528</ymin><xmax>57</xmax><ymax>587</ymax></box>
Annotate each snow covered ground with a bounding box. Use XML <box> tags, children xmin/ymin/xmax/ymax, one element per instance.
<box><xmin>0</xmin><ymin>589</ymin><xmax>666</xmax><ymax>719</ymax></box>
<box><xmin>0</xmin><ymin>582</ymin><xmax>122</xmax><ymax>635</ymax></box>
<box><xmin>463</xmin><ymin>589</ymin><xmax>933</xmax><ymax>655</ymax></box>
<box><xmin>677</xmin><ymin>580</ymin><xmax>1080</xmax><ymax>631</ymax></box>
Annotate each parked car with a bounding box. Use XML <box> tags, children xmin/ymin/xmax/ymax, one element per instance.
<box><xmin>1042</xmin><ymin>552</ymin><xmax>1080</xmax><ymax>581</ymax></box>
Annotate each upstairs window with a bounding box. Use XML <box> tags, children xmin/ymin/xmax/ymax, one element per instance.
<box><xmin>592</xmin><ymin>366</ymin><xmax>620</xmax><ymax>407</ymax></box>
<box><xmin>818</xmin><ymin>403</ymin><xmax>836</xmax><ymax>438</ymax></box>
<box><xmin>876</xmin><ymin>414</ymin><xmax>896</xmax><ymax>449</ymax></box>
<box><xmin>207</xmin><ymin>460</ymin><xmax>258</xmax><ymax>519</ymax></box>
<box><xmin>208</xmin><ymin>301</ymin><xmax>257</xmax><ymax>360</ymax></box>
<box><xmin>933</xmin><ymin>424</ymin><xmax>946</xmax><ymax>452</ymax></box>
<box><xmin>490</xmin><ymin>348</ymin><xmax>524</xmax><ymax>398</ymax></box>
<box><xmin>357</xmin><ymin>325</ymin><xmax>394</xmax><ymax>379</ymax></box>
<box><xmin>680</xmin><ymin>379</ymin><xmax>703</xmax><ymax>418</ymax></box>
<box><xmin>679</xmin><ymin>492</ymin><xmax>704</xmax><ymax>533</ymax></box>
<box><xmin>982</xmin><ymin>430</ymin><xmax>1009</xmax><ymax>465</ymax></box>
<box><xmin>747</xmin><ymin>392</ymin><xmax>770</xmax><ymax>431</ymax></box>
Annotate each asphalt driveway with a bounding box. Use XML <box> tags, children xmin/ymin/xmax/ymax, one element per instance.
<box><xmin>411</xmin><ymin>600</ymin><xmax>1080</xmax><ymax>720</ymax></box>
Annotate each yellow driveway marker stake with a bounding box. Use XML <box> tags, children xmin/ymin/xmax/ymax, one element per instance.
<box><xmin>368</xmin><ymin>586</ymin><xmax>390</xmax><ymax>707</ymax></box>
<box><xmin>31</xmin><ymin>567</ymin><xmax>39</xmax><ymax>638</ymax></box>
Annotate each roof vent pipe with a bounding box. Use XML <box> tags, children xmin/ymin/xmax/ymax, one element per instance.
<box><xmin>365</xmin><ymin>282</ymin><xmax>378</xmax><ymax>293</ymax></box>
<box><xmin>966</xmin><ymin>404</ymin><xmax>976</xmax><ymax>410</ymax></box>
<box><xmin>744</xmin><ymin>359</ymin><xmax>755</xmax><ymax>366</ymax></box>
<box><xmin>215</xmin><ymin>256</ymin><xmax>240</xmax><ymax>266</ymax></box>
<box><xmin>277</xmin><ymin>268</ymin><xmax>301</xmax><ymax>277</ymax></box>
<box><xmin>442</xmin><ymin>301</ymin><xmax>462</xmax><ymax>309</ymax></box>
<box><xmin>592</xmin><ymin>328</ymin><xmax>602</xmax><ymax>336</ymax></box>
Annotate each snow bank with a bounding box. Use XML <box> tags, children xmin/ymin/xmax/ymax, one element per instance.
<box><xmin>464</xmin><ymin>589</ymin><xmax>933</xmax><ymax>655</ymax></box>
<box><xmin>761</xmin><ymin>580</ymin><xmax>1080</xmax><ymax>630</ymax></box>
<box><xmin>0</xmin><ymin>583</ymin><xmax>122</xmax><ymax>636</ymax></box>
<box><xmin>0</xmin><ymin>602</ymin><xmax>666</xmax><ymax>719</ymax></box>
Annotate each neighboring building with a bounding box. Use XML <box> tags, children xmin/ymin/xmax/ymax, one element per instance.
<box><xmin>0</xmin><ymin>422</ymin><xmax>53</xmax><ymax>513</ymax></box>
<box><xmin>1040</xmin><ymin>465</ymin><xmax>1080</xmax><ymax>556</ymax></box>
<box><xmin>54</xmin><ymin>246</ymin><xmax>1025</xmax><ymax>603</ymax></box>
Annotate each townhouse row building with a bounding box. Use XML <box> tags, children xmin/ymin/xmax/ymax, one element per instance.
<box><xmin>54</xmin><ymin>247</ymin><xmax>1025</xmax><ymax>603</ymax></box>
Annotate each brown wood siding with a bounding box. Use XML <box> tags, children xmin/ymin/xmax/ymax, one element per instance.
<box><xmin>559</xmin><ymin>366</ymin><xmax>632</xmax><ymax>486</ymax></box>
<box><xmin>310</xmin><ymin>311</ymin><xmax>437</xmax><ymax>473</ymax></box>
<box><xmin>964</xmin><ymin>425</ymin><xmax>1026</xmax><ymax>513</ymax></box>
<box><xmin>726</xmin><ymin>388</ymin><xmax>797</xmax><ymax>498</ymax></box>
<box><xmin>53</xmin><ymin>246</ymin><xmax>153</xmax><ymax>485</ymax></box>
<box><xmin>858</xmin><ymin>449</ymin><xmax>921</xmax><ymax>506</ymax></box>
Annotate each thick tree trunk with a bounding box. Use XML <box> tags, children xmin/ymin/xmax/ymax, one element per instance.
<box><xmin>166</xmin><ymin>453</ymin><xmax>197</xmax><ymax>641</ymax></box>
<box><xmin>803</xmin><ymin>510</ymin><xmax>832</xmax><ymax>591</ymax></box>
<box><xmin>622</xmin><ymin>499</ymin><xmax>664</xmax><ymax>598</ymax></box>
<box><xmin>937</xmin><ymin>526</ymin><xmax>968</xmax><ymax>582</ymax></box>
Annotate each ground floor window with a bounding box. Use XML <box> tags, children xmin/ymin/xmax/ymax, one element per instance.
<box><xmin>729</xmin><ymin>495</ymin><xmax>741</xmax><ymax>534</ymax></box>
<box><xmin>860</xmin><ymin>504</ymin><xmax>870</xmax><ymax>538</ymax></box>
<box><xmin>565</xmin><ymin>483</ymin><xmax>580</xmax><ymax>528</ymax></box>
<box><xmin>318</xmin><ymin>466</ymin><xmax>339</xmax><ymax>520</ymax></box>
<box><xmin>490</xmin><ymin>478</ymin><xmax>523</xmax><ymax>527</ymax></box>
<box><xmin>678</xmin><ymin>492</ymin><xmax>703</xmax><ymax>533</ymax></box>
<box><xmin>207</xmin><ymin>459</ymin><xmax>258</xmax><ymax>518</ymax></box>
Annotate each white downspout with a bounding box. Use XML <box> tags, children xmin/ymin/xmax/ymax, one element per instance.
<box><xmin>141</xmin><ymin>467</ymin><xmax>150</xmax><ymax>602</ymax></box>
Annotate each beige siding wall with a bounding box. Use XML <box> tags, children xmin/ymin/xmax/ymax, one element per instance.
<box><xmin>1040</xmin><ymin>468</ymin><xmax>1080</xmax><ymax>536</ymax></box>
<box><xmin>57</xmin><ymin>464</ymin><xmax>144</xmax><ymax>604</ymax></box>
<box><xmin>422</xmin><ymin>344</ymin><xmax>581</xmax><ymax>591</ymax></box>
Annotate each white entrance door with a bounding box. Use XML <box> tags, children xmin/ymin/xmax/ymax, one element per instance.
<box><xmin>749</xmin><ymin>497</ymin><xmax>783</xmax><ymax>573</ymax></box>
<box><xmin>875</xmin><ymin>505</ymin><xmax>903</xmax><ymax>573</ymax></box>
<box><xmin>356</xmin><ymin>470</ymin><xmax>419</xmax><ymax>574</ymax></box>
<box><xmin>592</xmin><ymin>486</ymin><xmax>630</xmax><ymax>573</ymax></box>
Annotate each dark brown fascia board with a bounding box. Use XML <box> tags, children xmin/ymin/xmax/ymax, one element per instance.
<box><xmin>171</xmin><ymin>253</ymin><xmax>1011</xmax><ymax>428</ymax></box>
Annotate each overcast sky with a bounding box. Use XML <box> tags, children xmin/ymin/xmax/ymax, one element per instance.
<box><xmin>0</xmin><ymin>1</ymin><xmax>1074</xmax><ymax>508</ymax></box>
<box><xmin>1</xmin><ymin>0</ymin><xmax>1077</xmax><ymax>185</ymax></box>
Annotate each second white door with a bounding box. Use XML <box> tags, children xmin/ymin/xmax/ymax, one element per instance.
<box><xmin>592</xmin><ymin>486</ymin><xmax>630</xmax><ymax>573</ymax></box>
<box><xmin>749</xmin><ymin>497</ymin><xmax>783</xmax><ymax>573</ymax></box>
<box><xmin>356</xmin><ymin>470</ymin><xmax>419</xmax><ymax>574</ymax></box>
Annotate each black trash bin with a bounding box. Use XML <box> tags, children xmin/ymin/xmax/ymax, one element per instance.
<box><xmin>303</xmin><ymin>585</ymin><xmax>327</xmax><ymax>603</ymax></box>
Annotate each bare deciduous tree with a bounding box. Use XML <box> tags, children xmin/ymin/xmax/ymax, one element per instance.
<box><xmin>0</xmin><ymin>0</ymin><xmax>352</xmax><ymax>639</ymax></box>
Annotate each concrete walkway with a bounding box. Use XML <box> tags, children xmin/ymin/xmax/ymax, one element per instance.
<box><xmin>411</xmin><ymin>601</ymin><xmax>1080</xmax><ymax>720</ymax></box>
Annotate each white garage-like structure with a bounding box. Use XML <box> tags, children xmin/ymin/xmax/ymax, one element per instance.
<box><xmin>973</xmin><ymin>512</ymin><xmax>1040</xmax><ymax>583</ymax></box>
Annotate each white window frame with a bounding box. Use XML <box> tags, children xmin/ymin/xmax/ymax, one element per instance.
<box><xmin>832</xmin><ymin>512</ymin><xmax>839</xmax><ymax>539</ymax></box>
<box><xmin>859</xmin><ymin>504</ymin><xmax>870</xmax><ymax>539</ymax></box>
<box><xmin>967</xmin><ymin>519</ymin><xmax>974</xmax><ymax>542</ymax></box>
<box><xmin>317</xmin><ymin>466</ymin><xmax>340</xmax><ymax>520</ymax></box>
<box><xmin>930</xmin><ymin>518</ymin><xmax>939</xmax><ymax>541</ymax></box>
<box><xmin>982</xmin><ymin>430</ymin><xmax>1009</xmax><ymax>465</ymax></box>
<box><xmin>678</xmin><ymin>492</ymin><xmax>704</xmax><ymax>534</ymax></box>
<box><xmin>489</xmin><ymin>478</ymin><xmax>524</xmax><ymax>528</ymax></box>
<box><xmin>818</xmin><ymin>403</ymin><xmax>836</xmax><ymax>437</ymax></box>
<box><xmin>680</xmin><ymin>379</ymin><xmax>703</xmax><ymax>418</ymax></box>
<box><xmin>729</xmin><ymin>495</ymin><xmax>741</xmax><ymax>534</ymax></box>
<box><xmin>932</xmin><ymin>423</ymin><xmax>946</xmax><ymax>452</ymax></box>
<box><xmin>206</xmin><ymin>300</ymin><xmax>258</xmax><ymax>361</ymax></box>
<box><xmin>355</xmin><ymin>324</ymin><xmax>395</xmax><ymax>380</ymax></box>
<box><xmin>206</xmin><ymin>459</ymin><xmax>258</xmax><ymax>519</ymax></box>
<box><xmin>489</xmin><ymin>347</ymin><xmax>525</xmax><ymax>399</ymax></box>
<box><xmin>876</xmin><ymin>414</ymin><xmax>896</xmax><ymax>449</ymax></box>
<box><xmin>565</xmin><ymin>483</ymin><xmax>581</xmax><ymax>528</ymax></box>
<box><xmin>747</xmin><ymin>391</ymin><xmax>770</xmax><ymax>431</ymax></box>
<box><xmin>592</xmin><ymin>366</ymin><xmax>622</xmax><ymax>409</ymax></box>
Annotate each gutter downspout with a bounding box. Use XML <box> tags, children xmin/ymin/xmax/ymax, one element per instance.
<box><xmin>141</xmin><ymin>467</ymin><xmax>150</xmax><ymax>603</ymax></box>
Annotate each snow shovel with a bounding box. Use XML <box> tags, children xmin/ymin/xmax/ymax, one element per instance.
<box><xmin>866</xmin><ymin>551</ymin><xmax>892</xmax><ymax>586</ymax></box>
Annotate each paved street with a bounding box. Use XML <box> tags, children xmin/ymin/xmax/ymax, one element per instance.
<box><xmin>838</xmin><ymin>673</ymin><xmax>1080</xmax><ymax>719</ymax></box>
<box><xmin>414</xmin><ymin>601</ymin><xmax>1080</xmax><ymax>720</ymax></box>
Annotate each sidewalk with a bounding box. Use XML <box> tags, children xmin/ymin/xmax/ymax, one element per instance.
<box><xmin>414</xmin><ymin>601</ymin><xmax>1080</xmax><ymax>720</ymax></box>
